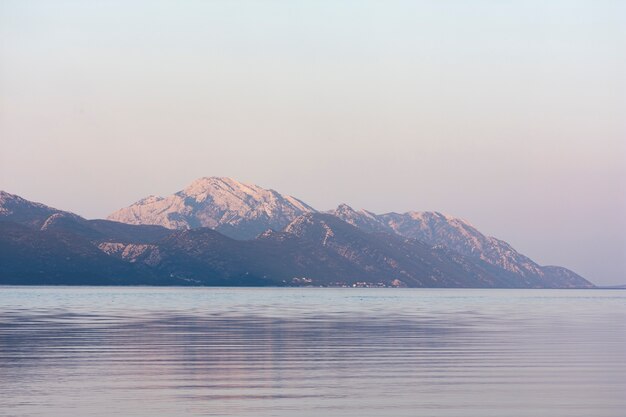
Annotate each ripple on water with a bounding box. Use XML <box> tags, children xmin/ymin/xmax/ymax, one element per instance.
<box><xmin>0</xmin><ymin>287</ymin><xmax>625</xmax><ymax>417</ymax></box>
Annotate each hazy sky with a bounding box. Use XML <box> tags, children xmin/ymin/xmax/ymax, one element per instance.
<box><xmin>1</xmin><ymin>1</ymin><xmax>625</xmax><ymax>285</ymax></box>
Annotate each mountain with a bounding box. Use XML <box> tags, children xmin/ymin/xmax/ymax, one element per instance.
<box><xmin>107</xmin><ymin>177</ymin><xmax>315</xmax><ymax>239</ymax></box>
<box><xmin>329</xmin><ymin>205</ymin><xmax>592</xmax><ymax>288</ymax></box>
<box><xmin>107</xmin><ymin>212</ymin><xmax>587</xmax><ymax>288</ymax></box>
<box><xmin>121</xmin><ymin>228</ymin><xmax>279</xmax><ymax>286</ymax></box>
<box><xmin>0</xmin><ymin>221</ymin><xmax>165</xmax><ymax>285</ymax></box>
<box><xmin>1</xmin><ymin>187</ymin><xmax>595</xmax><ymax>288</ymax></box>
<box><xmin>106</xmin><ymin>178</ymin><xmax>586</xmax><ymax>286</ymax></box>
<box><xmin>40</xmin><ymin>212</ymin><xmax>172</xmax><ymax>244</ymax></box>
<box><xmin>0</xmin><ymin>192</ymin><xmax>179</xmax><ymax>285</ymax></box>
<box><xmin>281</xmin><ymin>213</ymin><xmax>523</xmax><ymax>287</ymax></box>
<box><xmin>0</xmin><ymin>191</ymin><xmax>170</xmax><ymax>244</ymax></box>
<box><xmin>0</xmin><ymin>191</ymin><xmax>76</xmax><ymax>228</ymax></box>
<box><xmin>94</xmin><ymin>213</ymin><xmax>530</xmax><ymax>288</ymax></box>
<box><xmin>330</xmin><ymin>203</ymin><xmax>390</xmax><ymax>233</ymax></box>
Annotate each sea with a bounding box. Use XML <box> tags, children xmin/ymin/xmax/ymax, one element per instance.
<box><xmin>1</xmin><ymin>287</ymin><xmax>624</xmax><ymax>417</ymax></box>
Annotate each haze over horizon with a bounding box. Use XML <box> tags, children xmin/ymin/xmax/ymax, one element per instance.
<box><xmin>1</xmin><ymin>1</ymin><xmax>624</xmax><ymax>285</ymax></box>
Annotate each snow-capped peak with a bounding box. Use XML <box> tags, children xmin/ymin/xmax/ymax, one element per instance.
<box><xmin>184</xmin><ymin>177</ymin><xmax>258</xmax><ymax>198</ymax></box>
<box><xmin>107</xmin><ymin>177</ymin><xmax>316</xmax><ymax>239</ymax></box>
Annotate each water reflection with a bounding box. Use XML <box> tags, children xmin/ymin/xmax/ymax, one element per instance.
<box><xmin>1</xmin><ymin>288</ymin><xmax>625</xmax><ymax>417</ymax></box>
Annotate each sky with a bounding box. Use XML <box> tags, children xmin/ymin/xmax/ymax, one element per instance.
<box><xmin>0</xmin><ymin>0</ymin><xmax>625</xmax><ymax>285</ymax></box>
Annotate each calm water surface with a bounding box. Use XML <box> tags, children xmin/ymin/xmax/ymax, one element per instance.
<box><xmin>0</xmin><ymin>287</ymin><xmax>624</xmax><ymax>417</ymax></box>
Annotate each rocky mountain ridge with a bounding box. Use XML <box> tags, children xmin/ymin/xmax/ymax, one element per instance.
<box><xmin>107</xmin><ymin>177</ymin><xmax>315</xmax><ymax>239</ymax></box>
<box><xmin>329</xmin><ymin>204</ymin><xmax>586</xmax><ymax>289</ymax></box>
<box><xmin>0</xmin><ymin>182</ymin><xmax>594</xmax><ymax>288</ymax></box>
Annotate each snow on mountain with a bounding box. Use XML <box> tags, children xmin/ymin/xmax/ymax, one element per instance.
<box><xmin>329</xmin><ymin>204</ymin><xmax>543</xmax><ymax>276</ymax></box>
<box><xmin>0</xmin><ymin>188</ymin><xmax>593</xmax><ymax>288</ymax></box>
<box><xmin>107</xmin><ymin>178</ymin><xmax>591</xmax><ymax>287</ymax></box>
<box><xmin>107</xmin><ymin>177</ymin><xmax>316</xmax><ymax>239</ymax></box>
<box><xmin>328</xmin><ymin>204</ymin><xmax>389</xmax><ymax>233</ymax></box>
<box><xmin>281</xmin><ymin>212</ymin><xmax>524</xmax><ymax>288</ymax></box>
<box><xmin>380</xmin><ymin>211</ymin><xmax>545</xmax><ymax>278</ymax></box>
<box><xmin>329</xmin><ymin>204</ymin><xmax>591</xmax><ymax>287</ymax></box>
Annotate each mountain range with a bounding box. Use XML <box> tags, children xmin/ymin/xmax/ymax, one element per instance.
<box><xmin>0</xmin><ymin>178</ymin><xmax>593</xmax><ymax>288</ymax></box>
